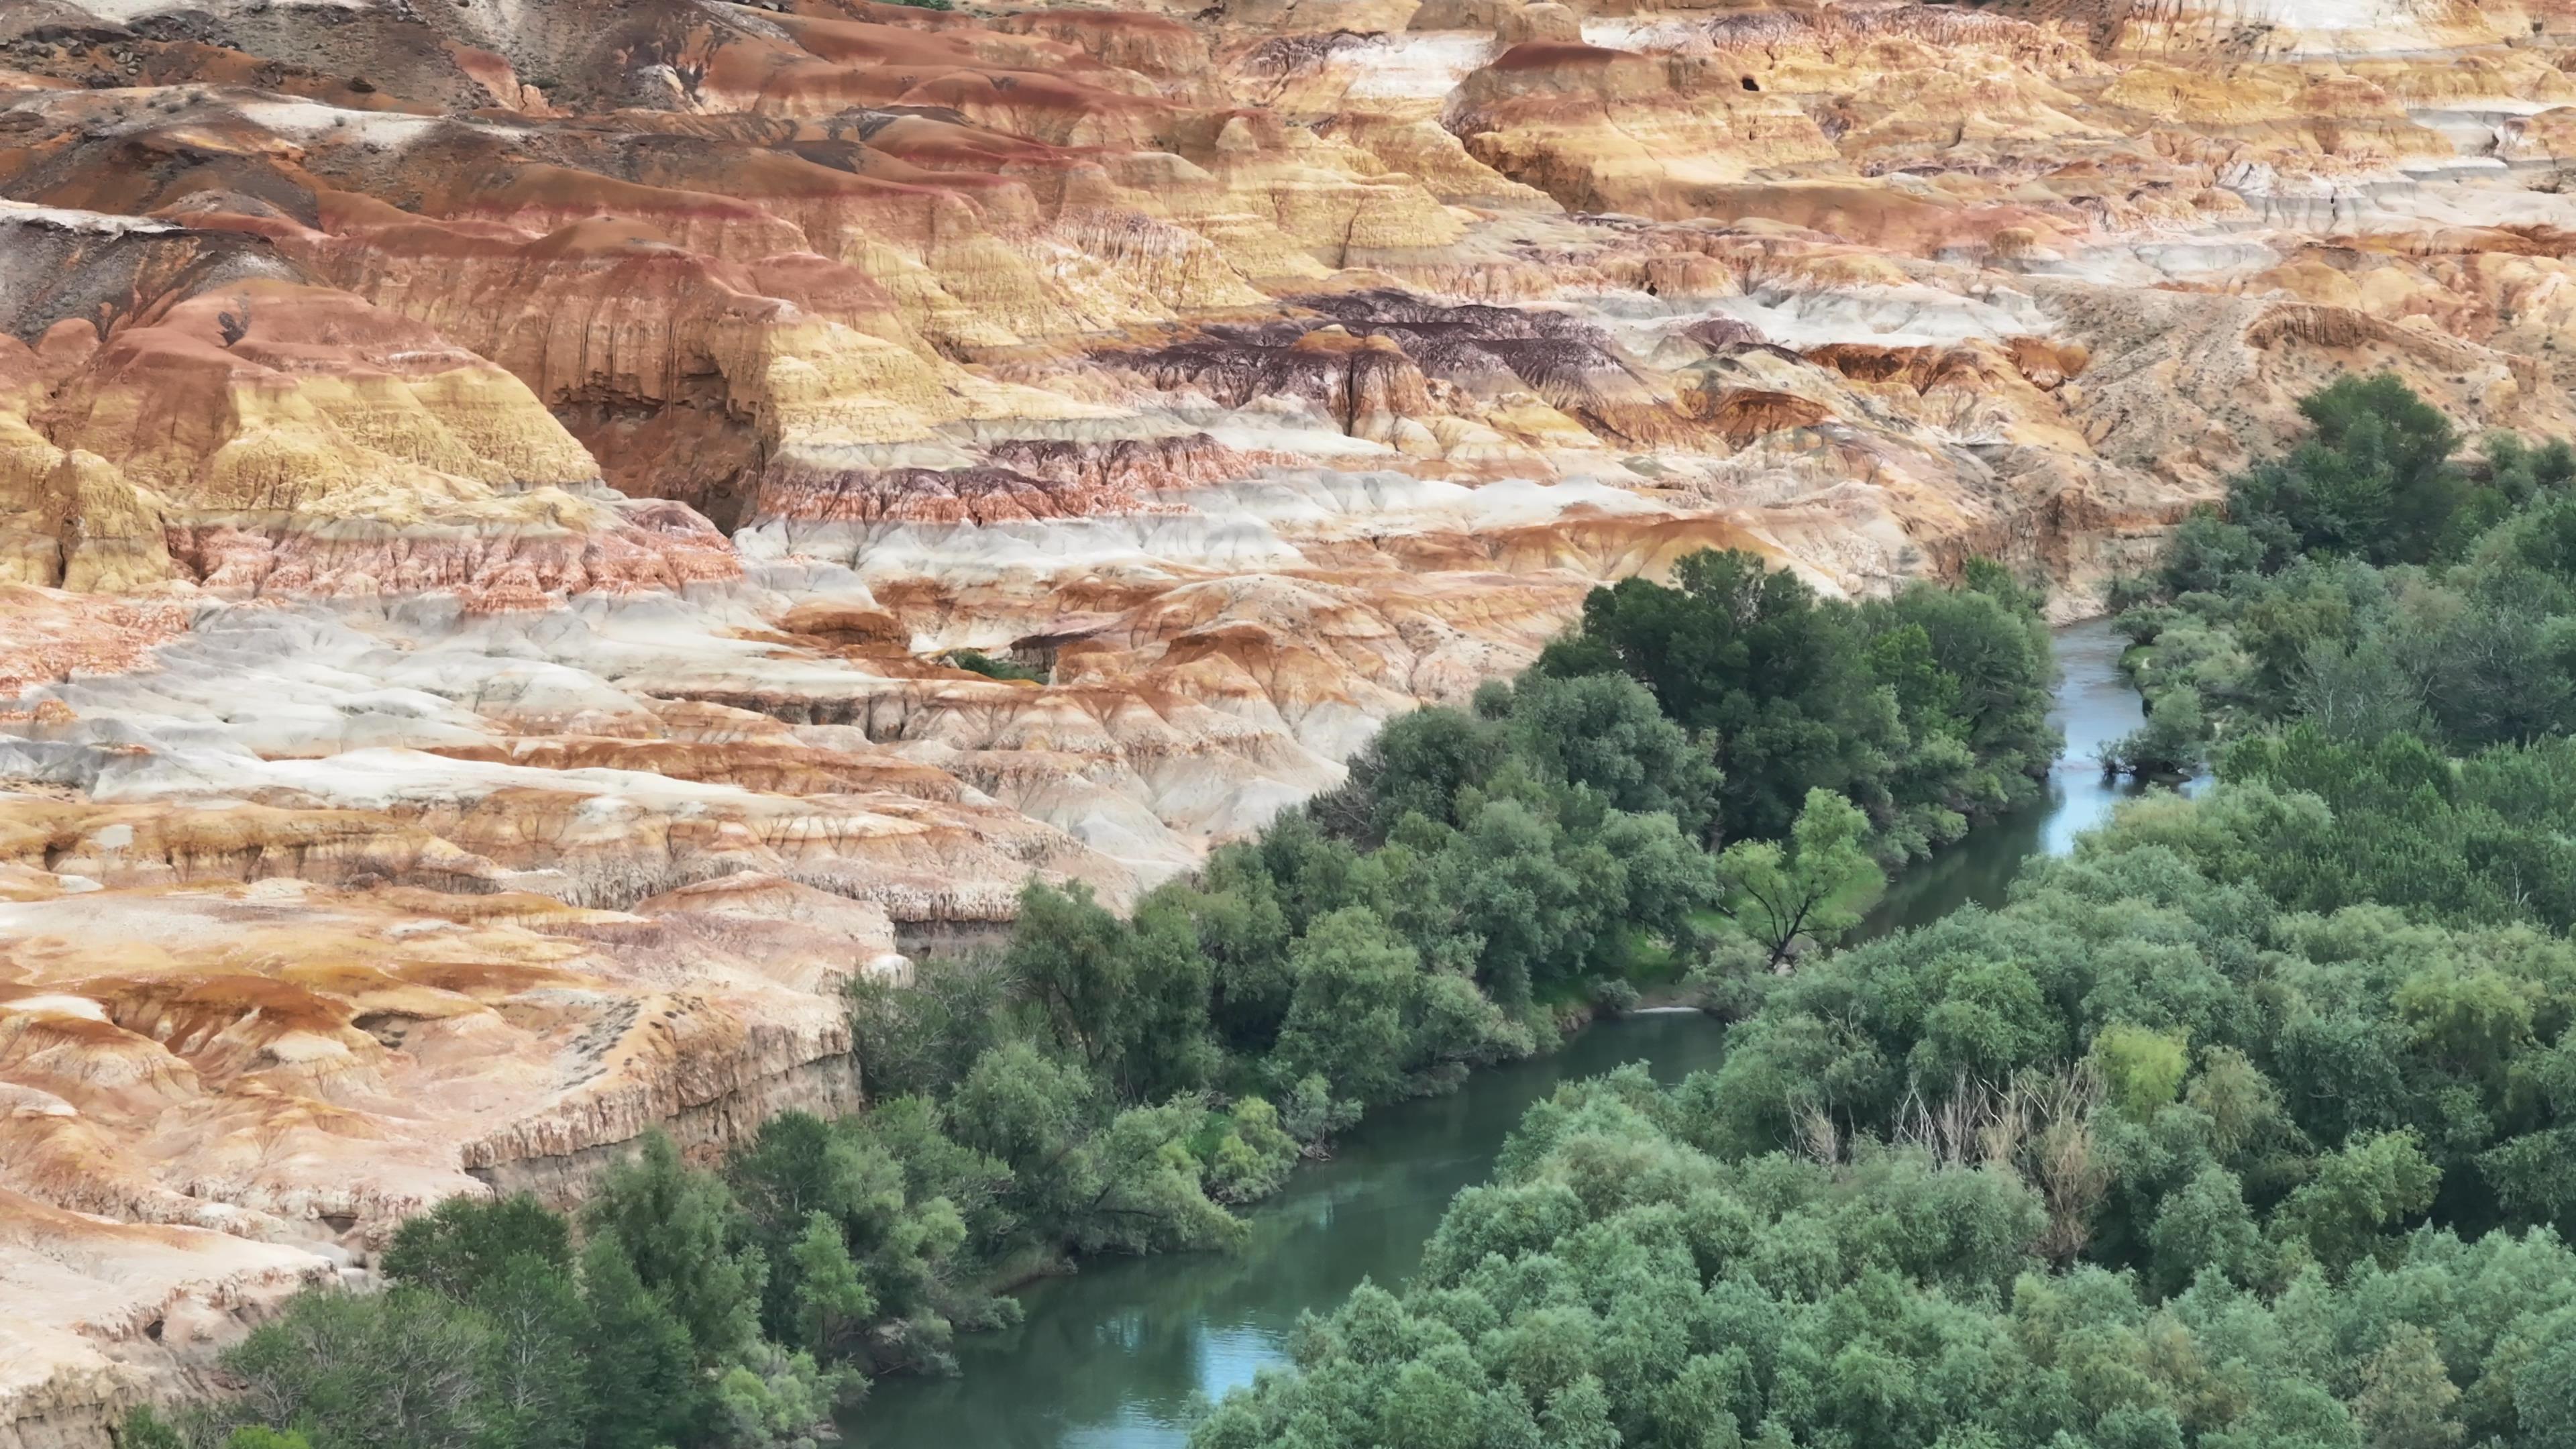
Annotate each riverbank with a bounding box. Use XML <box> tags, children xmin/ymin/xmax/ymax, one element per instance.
<box><xmin>846</xmin><ymin>618</ymin><xmax>2168</xmax><ymax>1448</ymax></box>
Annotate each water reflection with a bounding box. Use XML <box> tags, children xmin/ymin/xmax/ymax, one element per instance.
<box><xmin>847</xmin><ymin>618</ymin><xmax>2175</xmax><ymax>1449</ymax></box>
<box><xmin>848</xmin><ymin>1015</ymin><xmax>1732</xmax><ymax>1449</ymax></box>
<box><xmin>1859</xmin><ymin>618</ymin><xmax>2196</xmax><ymax>936</ymax></box>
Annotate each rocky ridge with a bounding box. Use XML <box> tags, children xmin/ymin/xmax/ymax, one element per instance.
<box><xmin>10</xmin><ymin>0</ymin><xmax>2576</xmax><ymax>1440</ymax></box>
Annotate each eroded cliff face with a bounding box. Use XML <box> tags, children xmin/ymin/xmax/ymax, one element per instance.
<box><xmin>8</xmin><ymin>0</ymin><xmax>2576</xmax><ymax>1437</ymax></box>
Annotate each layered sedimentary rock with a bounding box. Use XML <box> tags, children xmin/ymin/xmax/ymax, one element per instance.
<box><xmin>11</xmin><ymin>0</ymin><xmax>2576</xmax><ymax>1438</ymax></box>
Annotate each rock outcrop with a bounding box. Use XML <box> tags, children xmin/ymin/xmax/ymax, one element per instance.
<box><xmin>12</xmin><ymin>0</ymin><xmax>2576</xmax><ymax>1437</ymax></box>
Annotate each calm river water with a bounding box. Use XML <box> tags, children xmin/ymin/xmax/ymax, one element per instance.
<box><xmin>848</xmin><ymin>618</ymin><xmax>2164</xmax><ymax>1449</ymax></box>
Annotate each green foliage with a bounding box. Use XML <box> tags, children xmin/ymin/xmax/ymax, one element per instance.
<box><xmin>947</xmin><ymin>1040</ymin><xmax>1243</xmax><ymax>1256</ymax></box>
<box><xmin>1691</xmin><ymin>777</ymin><xmax>2576</xmax><ymax>1271</ymax></box>
<box><xmin>1280</xmin><ymin>1071</ymin><xmax>1360</xmax><ymax>1146</ymax></box>
<box><xmin>1005</xmin><ymin>880</ymin><xmax>1135</xmax><ymax>1075</ymax></box>
<box><xmin>2106</xmin><ymin>688</ymin><xmax>2206</xmax><ymax>777</ymax></box>
<box><xmin>998</xmin><ymin>881</ymin><xmax>1222</xmax><ymax>1102</ymax></box>
<box><xmin>846</xmin><ymin>953</ymin><xmax>1005</xmax><ymax>1101</ymax></box>
<box><xmin>2520</xmin><ymin>1313</ymin><xmax>2576</xmax><ymax>1446</ymax></box>
<box><xmin>2274</xmin><ymin>1131</ymin><xmax>2441</xmax><ymax>1275</ymax></box>
<box><xmin>2145</xmin><ymin>1165</ymin><xmax>2267</xmax><ymax>1296</ymax></box>
<box><xmin>1538</xmin><ymin>548</ymin><xmax>1903</xmax><ymax>841</ymax></box>
<box><xmin>2214</xmin><ymin>729</ymin><xmax>2576</xmax><ymax>930</ymax></box>
<box><xmin>786</xmin><ymin>1212</ymin><xmax>873</xmax><ymax>1356</ymax></box>
<box><xmin>472</xmin><ymin>1252</ymin><xmax>588</xmax><ymax>1449</ymax></box>
<box><xmin>1713</xmin><ymin>787</ymin><xmax>1882</xmax><ymax>967</ymax></box>
<box><xmin>939</xmin><ymin>647</ymin><xmax>1042</xmax><ymax>681</ymax></box>
<box><xmin>1537</xmin><ymin>549</ymin><xmax>2056</xmax><ymax>849</ymax></box>
<box><xmin>1197</xmin><ymin>1095</ymin><xmax>1303</xmax><ymax>1203</ymax></box>
<box><xmin>2090</xmin><ymin>1024</ymin><xmax>2191</xmax><ymax>1121</ymax></box>
<box><xmin>1272</xmin><ymin>908</ymin><xmax>1426</xmax><ymax>1106</ymax></box>
<box><xmin>2232</xmin><ymin>372</ymin><xmax>2466</xmax><ymax>569</ymax></box>
<box><xmin>1194</xmin><ymin>1067</ymin><xmax>2576</xmax><ymax>1449</ymax></box>
<box><xmin>710</xmin><ymin>1344</ymin><xmax>840</xmax><ymax>1448</ymax></box>
<box><xmin>2123</xmin><ymin>377</ymin><xmax>2576</xmax><ymax>757</ymax></box>
<box><xmin>584</xmin><ymin>1131</ymin><xmax>765</xmax><ymax>1369</ymax></box>
<box><xmin>1499</xmin><ymin>672</ymin><xmax>1722</xmax><ymax>841</ymax></box>
<box><xmin>217</xmin><ymin>1286</ymin><xmax>497</xmax><ymax>1449</ymax></box>
<box><xmin>724</xmin><ymin>1108</ymin><xmax>997</xmax><ymax>1373</ymax></box>
<box><xmin>119</xmin><ymin>1407</ymin><xmax>189</xmax><ymax>1449</ymax></box>
<box><xmin>1310</xmin><ymin>704</ymin><xmax>1497</xmax><ymax>843</ymax></box>
<box><xmin>2159</xmin><ymin>506</ymin><xmax>2265</xmax><ymax>597</ymax></box>
<box><xmin>380</xmin><ymin>1193</ymin><xmax>570</xmax><ymax>1302</ymax></box>
<box><xmin>136</xmin><ymin>1207</ymin><xmax>725</xmax><ymax>1449</ymax></box>
<box><xmin>580</xmin><ymin>1231</ymin><xmax>704</xmax><ymax>1449</ymax></box>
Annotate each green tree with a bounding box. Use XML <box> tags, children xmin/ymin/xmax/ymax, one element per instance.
<box><xmin>1539</xmin><ymin>549</ymin><xmax>1900</xmax><ymax>841</ymax></box>
<box><xmin>2108</xmin><ymin>688</ymin><xmax>2206</xmax><ymax>777</ymax></box>
<box><xmin>1310</xmin><ymin>705</ymin><xmax>1495</xmax><ymax>843</ymax></box>
<box><xmin>2274</xmin><ymin>1131</ymin><xmax>2440</xmax><ymax>1274</ymax></box>
<box><xmin>381</xmin><ymin>1193</ymin><xmax>571</xmax><ymax>1304</ymax></box>
<box><xmin>786</xmin><ymin>1212</ymin><xmax>874</xmax><ymax>1357</ymax></box>
<box><xmin>2159</xmin><ymin>506</ymin><xmax>2265</xmax><ymax>596</ymax></box>
<box><xmin>2352</xmin><ymin>1326</ymin><xmax>2464</xmax><ymax>1449</ymax></box>
<box><xmin>2146</xmin><ymin>1166</ymin><xmax>2265</xmax><ymax>1296</ymax></box>
<box><xmin>949</xmin><ymin>1041</ymin><xmax>1101</xmax><ymax>1237</ymax></box>
<box><xmin>2518</xmin><ymin>1313</ymin><xmax>2576</xmax><ymax>1447</ymax></box>
<box><xmin>578</xmin><ymin>1232</ymin><xmax>701</xmax><ymax>1449</ymax></box>
<box><xmin>2233</xmin><ymin>372</ymin><xmax>2464</xmax><ymax>568</ymax></box>
<box><xmin>1713</xmin><ymin>788</ymin><xmax>1882</xmax><ymax>968</ymax></box>
<box><xmin>219</xmin><ymin>1287</ymin><xmax>492</xmax><ymax>1449</ymax></box>
<box><xmin>472</xmin><ymin>1254</ymin><xmax>589</xmax><ymax>1449</ymax></box>
<box><xmin>584</xmin><ymin>1131</ymin><xmax>763</xmax><ymax>1369</ymax></box>
<box><xmin>1170</xmin><ymin>853</ymin><xmax>1297</xmax><ymax>1057</ymax></box>
<box><xmin>1538</xmin><ymin>1375</ymin><xmax>1621</xmax><ymax>1449</ymax></box>
<box><xmin>119</xmin><ymin>1407</ymin><xmax>190</xmax><ymax>1449</ymax></box>
<box><xmin>1273</xmin><ymin>908</ymin><xmax>1419</xmax><ymax>1106</ymax></box>
<box><xmin>1004</xmin><ymin>881</ymin><xmax>1132</xmax><ymax>1075</ymax></box>
<box><xmin>2090</xmin><ymin>1024</ymin><xmax>2190</xmax><ymax>1121</ymax></box>
<box><xmin>727</xmin><ymin>1107</ymin><xmax>986</xmax><ymax>1367</ymax></box>
<box><xmin>1501</xmin><ymin>672</ymin><xmax>1721</xmax><ymax>839</ymax></box>
<box><xmin>1110</xmin><ymin>896</ymin><xmax>1220</xmax><ymax>1103</ymax></box>
<box><xmin>1428</xmin><ymin>798</ymin><xmax>1592</xmax><ymax>1007</ymax></box>
<box><xmin>1201</xmin><ymin>1096</ymin><xmax>1301</xmax><ymax>1203</ymax></box>
<box><xmin>847</xmin><ymin>953</ymin><xmax>1006</xmax><ymax>1101</ymax></box>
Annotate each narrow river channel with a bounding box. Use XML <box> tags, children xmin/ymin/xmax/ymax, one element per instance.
<box><xmin>849</xmin><ymin>618</ymin><xmax>2165</xmax><ymax>1449</ymax></box>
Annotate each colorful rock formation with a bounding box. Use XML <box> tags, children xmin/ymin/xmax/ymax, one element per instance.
<box><xmin>11</xmin><ymin>0</ymin><xmax>2576</xmax><ymax>1438</ymax></box>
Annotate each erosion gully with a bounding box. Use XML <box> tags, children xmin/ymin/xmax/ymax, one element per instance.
<box><xmin>849</xmin><ymin>619</ymin><xmax>2165</xmax><ymax>1448</ymax></box>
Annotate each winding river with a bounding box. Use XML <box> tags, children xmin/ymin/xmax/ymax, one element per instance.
<box><xmin>849</xmin><ymin>619</ymin><xmax>2161</xmax><ymax>1449</ymax></box>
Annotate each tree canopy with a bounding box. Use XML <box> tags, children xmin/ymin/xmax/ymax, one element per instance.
<box><xmin>1195</xmin><ymin>378</ymin><xmax>2576</xmax><ymax>1449</ymax></box>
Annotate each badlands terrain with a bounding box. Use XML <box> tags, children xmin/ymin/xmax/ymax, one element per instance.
<box><xmin>6</xmin><ymin>0</ymin><xmax>2576</xmax><ymax>1438</ymax></box>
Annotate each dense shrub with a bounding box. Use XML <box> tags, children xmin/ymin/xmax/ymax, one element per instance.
<box><xmin>1193</xmin><ymin>1071</ymin><xmax>2576</xmax><ymax>1449</ymax></box>
<box><xmin>1198</xmin><ymin>379</ymin><xmax>2576</xmax><ymax>1448</ymax></box>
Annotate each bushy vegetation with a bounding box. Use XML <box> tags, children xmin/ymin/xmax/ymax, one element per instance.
<box><xmin>939</xmin><ymin>647</ymin><xmax>1046</xmax><ymax>682</ymax></box>
<box><xmin>1194</xmin><ymin>780</ymin><xmax>2576</xmax><ymax>1446</ymax></box>
<box><xmin>1192</xmin><ymin>1067</ymin><xmax>2576</xmax><ymax>1449</ymax></box>
<box><xmin>132</xmin><ymin>1137</ymin><xmax>850</xmax><ymax>1449</ymax></box>
<box><xmin>1534</xmin><ymin>550</ymin><xmax>2058</xmax><ymax>854</ymax></box>
<box><xmin>2111</xmin><ymin>373</ymin><xmax>2576</xmax><ymax>770</ymax></box>
<box><xmin>1192</xmin><ymin>378</ymin><xmax>2576</xmax><ymax>1449</ymax></box>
